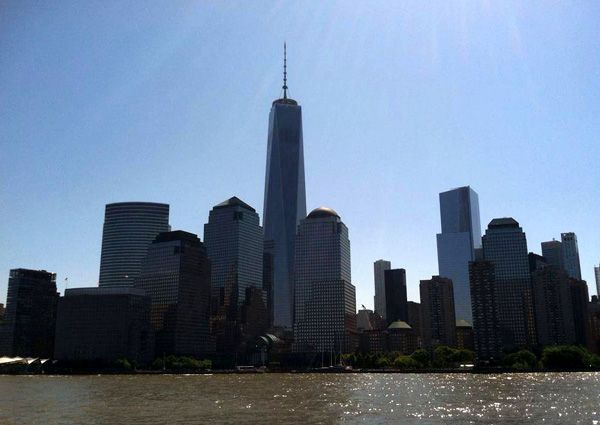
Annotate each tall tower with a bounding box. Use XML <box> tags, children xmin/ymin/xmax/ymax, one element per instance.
<box><xmin>436</xmin><ymin>186</ymin><xmax>482</xmax><ymax>323</ymax></box>
<box><xmin>99</xmin><ymin>202</ymin><xmax>170</xmax><ymax>288</ymax></box>
<box><xmin>263</xmin><ymin>45</ymin><xmax>307</xmax><ymax>329</ymax></box>
<box><xmin>561</xmin><ymin>232</ymin><xmax>582</xmax><ymax>280</ymax></box>
<box><xmin>595</xmin><ymin>263</ymin><xmax>600</xmax><ymax>297</ymax></box>
<box><xmin>373</xmin><ymin>259</ymin><xmax>391</xmax><ymax>319</ymax></box>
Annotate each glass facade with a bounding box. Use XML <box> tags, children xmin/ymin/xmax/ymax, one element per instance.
<box><xmin>384</xmin><ymin>268</ymin><xmax>408</xmax><ymax>324</ymax></box>
<box><xmin>99</xmin><ymin>202</ymin><xmax>169</xmax><ymax>288</ymax></box>
<box><xmin>561</xmin><ymin>232</ymin><xmax>582</xmax><ymax>280</ymax></box>
<box><xmin>482</xmin><ymin>218</ymin><xmax>536</xmax><ymax>349</ymax></box>
<box><xmin>436</xmin><ymin>186</ymin><xmax>481</xmax><ymax>322</ymax></box>
<box><xmin>373</xmin><ymin>260</ymin><xmax>391</xmax><ymax>320</ymax></box>
<box><xmin>292</xmin><ymin>208</ymin><xmax>356</xmax><ymax>352</ymax></box>
<box><xmin>541</xmin><ymin>240</ymin><xmax>563</xmax><ymax>270</ymax></box>
<box><xmin>135</xmin><ymin>231</ymin><xmax>212</xmax><ymax>357</ymax></box>
<box><xmin>263</xmin><ymin>99</ymin><xmax>307</xmax><ymax>329</ymax></box>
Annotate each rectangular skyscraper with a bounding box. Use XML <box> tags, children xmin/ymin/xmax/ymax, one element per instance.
<box><xmin>561</xmin><ymin>232</ymin><xmax>582</xmax><ymax>280</ymax></box>
<box><xmin>384</xmin><ymin>268</ymin><xmax>408</xmax><ymax>324</ymax></box>
<box><xmin>373</xmin><ymin>260</ymin><xmax>391</xmax><ymax>319</ymax></box>
<box><xmin>419</xmin><ymin>276</ymin><xmax>456</xmax><ymax>348</ymax></box>
<box><xmin>263</xmin><ymin>48</ymin><xmax>307</xmax><ymax>330</ymax></box>
<box><xmin>595</xmin><ymin>263</ymin><xmax>600</xmax><ymax>297</ymax></box>
<box><xmin>436</xmin><ymin>186</ymin><xmax>482</xmax><ymax>322</ymax></box>
<box><xmin>541</xmin><ymin>240</ymin><xmax>563</xmax><ymax>270</ymax></box>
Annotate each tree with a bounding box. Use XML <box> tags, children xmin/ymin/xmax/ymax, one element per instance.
<box><xmin>410</xmin><ymin>349</ymin><xmax>430</xmax><ymax>368</ymax></box>
<box><xmin>393</xmin><ymin>355</ymin><xmax>420</xmax><ymax>370</ymax></box>
<box><xmin>541</xmin><ymin>346</ymin><xmax>589</xmax><ymax>370</ymax></box>
<box><xmin>502</xmin><ymin>350</ymin><xmax>537</xmax><ymax>370</ymax></box>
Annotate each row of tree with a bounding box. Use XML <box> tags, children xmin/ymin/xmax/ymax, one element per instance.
<box><xmin>503</xmin><ymin>346</ymin><xmax>600</xmax><ymax>370</ymax></box>
<box><xmin>342</xmin><ymin>346</ymin><xmax>475</xmax><ymax>370</ymax></box>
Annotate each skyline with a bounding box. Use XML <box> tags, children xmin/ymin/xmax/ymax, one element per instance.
<box><xmin>2</xmin><ymin>2</ymin><xmax>600</xmax><ymax>308</ymax></box>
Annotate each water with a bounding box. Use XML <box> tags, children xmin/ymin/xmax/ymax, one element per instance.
<box><xmin>1</xmin><ymin>373</ymin><xmax>599</xmax><ymax>424</ymax></box>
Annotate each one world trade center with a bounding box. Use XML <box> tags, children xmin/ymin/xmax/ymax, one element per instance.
<box><xmin>263</xmin><ymin>45</ymin><xmax>307</xmax><ymax>329</ymax></box>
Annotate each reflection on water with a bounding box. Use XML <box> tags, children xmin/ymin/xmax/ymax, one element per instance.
<box><xmin>1</xmin><ymin>373</ymin><xmax>599</xmax><ymax>424</ymax></box>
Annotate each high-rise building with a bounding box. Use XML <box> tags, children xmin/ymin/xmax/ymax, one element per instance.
<box><xmin>263</xmin><ymin>46</ymin><xmax>307</xmax><ymax>330</ymax></box>
<box><xmin>204</xmin><ymin>197</ymin><xmax>266</xmax><ymax>354</ymax></box>
<box><xmin>406</xmin><ymin>301</ymin><xmax>423</xmax><ymax>342</ymax></box>
<box><xmin>469</xmin><ymin>260</ymin><xmax>502</xmax><ymax>363</ymax></box>
<box><xmin>293</xmin><ymin>207</ymin><xmax>356</xmax><ymax>353</ymax></box>
<box><xmin>54</xmin><ymin>287</ymin><xmax>154</xmax><ymax>364</ymax></box>
<box><xmin>99</xmin><ymin>202</ymin><xmax>169</xmax><ymax>288</ymax></box>
<box><xmin>595</xmin><ymin>263</ymin><xmax>600</xmax><ymax>298</ymax></box>
<box><xmin>384</xmin><ymin>268</ymin><xmax>408</xmax><ymax>324</ymax></box>
<box><xmin>373</xmin><ymin>260</ymin><xmax>391</xmax><ymax>319</ymax></box>
<box><xmin>436</xmin><ymin>186</ymin><xmax>482</xmax><ymax>322</ymax></box>
<box><xmin>569</xmin><ymin>278</ymin><xmax>590</xmax><ymax>347</ymax></box>
<box><xmin>531</xmin><ymin>266</ymin><xmax>576</xmax><ymax>346</ymax></box>
<box><xmin>561</xmin><ymin>232</ymin><xmax>582</xmax><ymax>280</ymax></box>
<box><xmin>419</xmin><ymin>276</ymin><xmax>456</xmax><ymax>348</ymax></box>
<box><xmin>541</xmin><ymin>240</ymin><xmax>563</xmax><ymax>270</ymax></box>
<box><xmin>482</xmin><ymin>218</ymin><xmax>536</xmax><ymax>350</ymax></box>
<box><xmin>0</xmin><ymin>269</ymin><xmax>58</xmax><ymax>357</ymax></box>
<box><xmin>135</xmin><ymin>231</ymin><xmax>212</xmax><ymax>357</ymax></box>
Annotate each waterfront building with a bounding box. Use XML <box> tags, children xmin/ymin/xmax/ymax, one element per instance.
<box><xmin>293</xmin><ymin>207</ymin><xmax>356</xmax><ymax>353</ymax></box>
<box><xmin>373</xmin><ymin>260</ymin><xmax>391</xmax><ymax>320</ymax></box>
<box><xmin>135</xmin><ymin>231</ymin><xmax>212</xmax><ymax>357</ymax></box>
<box><xmin>356</xmin><ymin>308</ymin><xmax>374</xmax><ymax>331</ymax></box>
<box><xmin>384</xmin><ymin>268</ymin><xmax>408</xmax><ymax>324</ymax></box>
<box><xmin>406</xmin><ymin>301</ymin><xmax>423</xmax><ymax>342</ymax></box>
<box><xmin>541</xmin><ymin>240</ymin><xmax>563</xmax><ymax>270</ymax></box>
<box><xmin>436</xmin><ymin>186</ymin><xmax>482</xmax><ymax>323</ymax></box>
<box><xmin>469</xmin><ymin>260</ymin><xmax>502</xmax><ymax>363</ymax></box>
<box><xmin>482</xmin><ymin>218</ymin><xmax>536</xmax><ymax>349</ymax></box>
<box><xmin>455</xmin><ymin>320</ymin><xmax>475</xmax><ymax>351</ymax></box>
<box><xmin>262</xmin><ymin>46</ymin><xmax>307</xmax><ymax>330</ymax></box>
<box><xmin>0</xmin><ymin>269</ymin><xmax>58</xmax><ymax>358</ymax></box>
<box><xmin>54</xmin><ymin>287</ymin><xmax>154</xmax><ymax>364</ymax></box>
<box><xmin>561</xmin><ymin>232</ymin><xmax>582</xmax><ymax>280</ymax></box>
<box><xmin>419</xmin><ymin>276</ymin><xmax>456</xmax><ymax>348</ymax></box>
<box><xmin>528</xmin><ymin>252</ymin><xmax>548</xmax><ymax>272</ymax></box>
<box><xmin>387</xmin><ymin>321</ymin><xmax>419</xmax><ymax>354</ymax></box>
<box><xmin>589</xmin><ymin>296</ymin><xmax>600</xmax><ymax>354</ymax></box>
<box><xmin>99</xmin><ymin>202</ymin><xmax>169</xmax><ymax>288</ymax></box>
<box><xmin>569</xmin><ymin>278</ymin><xmax>590</xmax><ymax>347</ymax></box>
<box><xmin>531</xmin><ymin>266</ymin><xmax>576</xmax><ymax>346</ymax></box>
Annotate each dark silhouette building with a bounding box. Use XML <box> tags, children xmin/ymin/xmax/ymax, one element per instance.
<box><xmin>419</xmin><ymin>276</ymin><xmax>456</xmax><ymax>348</ymax></box>
<box><xmin>99</xmin><ymin>202</ymin><xmax>170</xmax><ymax>288</ymax></box>
<box><xmin>263</xmin><ymin>46</ymin><xmax>307</xmax><ymax>330</ymax></box>
<box><xmin>135</xmin><ymin>231</ymin><xmax>213</xmax><ymax>357</ymax></box>
<box><xmin>54</xmin><ymin>287</ymin><xmax>154</xmax><ymax>364</ymax></box>
<box><xmin>456</xmin><ymin>320</ymin><xmax>474</xmax><ymax>351</ymax></box>
<box><xmin>541</xmin><ymin>240</ymin><xmax>563</xmax><ymax>270</ymax></box>
<box><xmin>482</xmin><ymin>218</ymin><xmax>536</xmax><ymax>350</ymax></box>
<box><xmin>469</xmin><ymin>260</ymin><xmax>502</xmax><ymax>363</ymax></box>
<box><xmin>569</xmin><ymin>278</ymin><xmax>590</xmax><ymax>347</ymax></box>
<box><xmin>384</xmin><ymin>268</ymin><xmax>408</xmax><ymax>325</ymax></box>
<box><xmin>0</xmin><ymin>269</ymin><xmax>58</xmax><ymax>358</ymax></box>
<box><xmin>406</xmin><ymin>301</ymin><xmax>423</xmax><ymax>343</ymax></box>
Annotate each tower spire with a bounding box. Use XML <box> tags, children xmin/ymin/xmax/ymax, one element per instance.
<box><xmin>283</xmin><ymin>42</ymin><xmax>288</xmax><ymax>99</ymax></box>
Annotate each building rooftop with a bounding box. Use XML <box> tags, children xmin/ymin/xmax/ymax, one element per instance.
<box><xmin>387</xmin><ymin>321</ymin><xmax>412</xmax><ymax>330</ymax></box>
<box><xmin>488</xmin><ymin>217</ymin><xmax>519</xmax><ymax>228</ymax></box>
<box><xmin>64</xmin><ymin>287</ymin><xmax>147</xmax><ymax>297</ymax></box>
<box><xmin>456</xmin><ymin>319</ymin><xmax>473</xmax><ymax>328</ymax></box>
<box><xmin>306</xmin><ymin>207</ymin><xmax>340</xmax><ymax>220</ymax></box>
<box><xmin>213</xmin><ymin>196</ymin><xmax>256</xmax><ymax>212</ymax></box>
<box><xmin>153</xmin><ymin>230</ymin><xmax>200</xmax><ymax>245</ymax></box>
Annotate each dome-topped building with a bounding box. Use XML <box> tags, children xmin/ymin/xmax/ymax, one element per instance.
<box><xmin>306</xmin><ymin>207</ymin><xmax>340</xmax><ymax>220</ymax></box>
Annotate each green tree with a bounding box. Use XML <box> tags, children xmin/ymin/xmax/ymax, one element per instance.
<box><xmin>541</xmin><ymin>346</ymin><xmax>589</xmax><ymax>370</ymax></box>
<box><xmin>503</xmin><ymin>350</ymin><xmax>537</xmax><ymax>370</ymax></box>
<box><xmin>115</xmin><ymin>358</ymin><xmax>132</xmax><ymax>371</ymax></box>
<box><xmin>410</xmin><ymin>349</ymin><xmax>430</xmax><ymax>368</ymax></box>
<box><xmin>393</xmin><ymin>355</ymin><xmax>420</xmax><ymax>370</ymax></box>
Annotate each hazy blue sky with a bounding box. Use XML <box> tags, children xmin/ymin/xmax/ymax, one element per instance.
<box><xmin>1</xmin><ymin>1</ymin><xmax>599</xmax><ymax>308</ymax></box>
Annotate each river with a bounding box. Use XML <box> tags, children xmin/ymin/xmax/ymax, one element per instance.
<box><xmin>1</xmin><ymin>373</ymin><xmax>599</xmax><ymax>424</ymax></box>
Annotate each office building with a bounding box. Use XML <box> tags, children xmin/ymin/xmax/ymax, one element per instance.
<box><xmin>135</xmin><ymin>231</ymin><xmax>212</xmax><ymax>357</ymax></box>
<box><xmin>99</xmin><ymin>202</ymin><xmax>169</xmax><ymax>288</ymax></box>
<box><xmin>456</xmin><ymin>320</ymin><xmax>474</xmax><ymax>351</ymax></box>
<box><xmin>469</xmin><ymin>260</ymin><xmax>502</xmax><ymax>363</ymax></box>
<box><xmin>373</xmin><ymin>260</ymin><xmax>391</xmax><ymax>319</ymax></box>
<box><xmin>0</xmin><ymin>269</ymin><xmax>58</xmax><ymax>358</ymax></box>
<box><xmin>384</xmin><ymin>268</ymin><xmax>408</xmax><ymax>324</ymax></box>
<box><xmin>406</xmin><ymin>301</ymin><xmax>423</xmax><ymax>342</ymax></box>
<box><xmin>263</xmin><ymin>46</ymin><xmax>307</xmax><ymax>329</ymax></box>
<box><xmin>531</xmin><ymin>266</ymin><xmax>576</xmax><ymax>346</ymax></box>
<box><xmin>293</xmin><ymin>207</ymin><xmax>356</xmax><ymax>353</ymax></box>
<box><xmin>569</xmin><ymin>278</ymin><xmax>590</xmax><ymax>347</ymax></box>
<box><xmin>596</xmin><ymin>263</ymin><xmax>600</xmax><ymax>298</ymax></box>
<box><xmin>482</xmin><ymin>218</ymin><xmax>536</xmax><ymax>349</ymax></box>
<box><xmin>436</xmin><ymin>186</ymin><xmax>482</xmax><ymax>322</ymax></box>
<box><xmin>541</xmin><ymin>240</ymin><xmax>563</xmax><ymax>270</ymax></box>
<box><xmin>54</xmin><ymin>287</ymin><xmax>154</xmax><ymax>364</ymax></box>
<box><xmin>419</xmin><ymin>276</ymin><xmax>456</xmax><ymax>348</ymax></box>
<box><xmin>561</xmin><ymin>232</ymin><xmax>582</xmax><ymax>280</ymax></box>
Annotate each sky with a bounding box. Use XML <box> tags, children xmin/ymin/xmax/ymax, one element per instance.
<box><xmin>1</xmin><ymin>1</ymin><xmax>599</xmax><ymax>308</ymax></box>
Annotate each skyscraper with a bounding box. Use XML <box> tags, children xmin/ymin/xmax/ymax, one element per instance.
<box><xmin>99</xmin><ymin>202</ymin><xmax>169</xmax><ymax>288</ymax></box>
<box><xmin>293</xmin><ymin>207</ymin><xmax>356</xmax><ymax>353</ymax></box>
<box><xmin>204</xmin><ymin>197</ymin><xmax>266</xmax><ymax>355</ymax></box>
<box><xmin>419</xmin><ymin>276</ymin><xmax>456</xmax><ymax>348</ymax></box>
<box><xmin>561</xmin><ymin>232</ymin><xmax>582</xmax><ymax>280</ymax></box>
<box><xmin>541</xmin><ymin>240</ymin><xmax>563</xmax><ymax>270</ymax></box>
<box><xmin>482</xmin><ymin>218</ymin><xmax>536</xmax><ymax>349</ymax></box>
<box><xmin>436</xmin><ymin>186</ymin><xmax>482</xmax><ymax>322</ymax></box>
<box><xmin>384</xmin><ymin>268</ymin><xmax>408</xmax><ymax>324</ymax></box>
<box><xmin>135</xmin><ymin>231</ymin><xmax>212</xmax><ymax>357</ymax></box>
<box><xmin>0</xmin><ymin>269</ymin><xmax>58</xmax><ymax>357</ymax></box>
<box><xmin>469</xmin><ymin>260</ymin><xmax>502</xmax><ymax>363</ymax></box>
<box><xmin>263</xmin><ymin>46</ymin><xmax>307</xmax><ymax>329</ymax></box>
<box><xmin>595</xmin><ymin>263</ymin><xmax>600</xmax><ymax>297</ymax></box>
<box><xmin>373</xmin><ymin>260</ymin><xmax>391</xmax><ymax>319</ymax></box>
